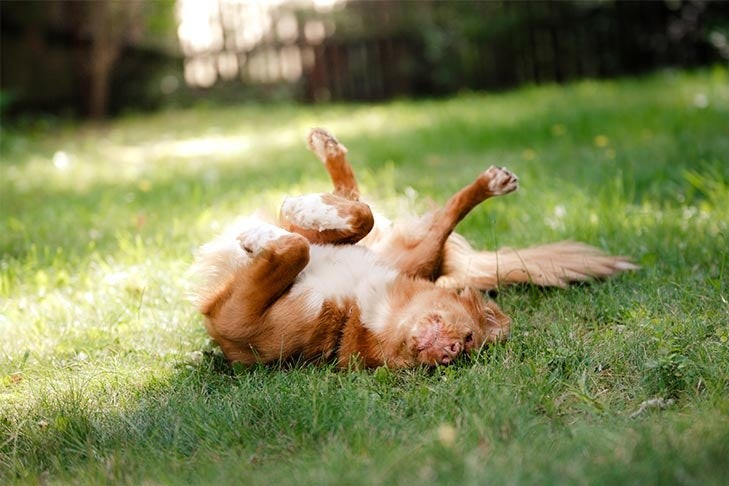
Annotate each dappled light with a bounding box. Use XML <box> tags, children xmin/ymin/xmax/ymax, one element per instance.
<box><xmin>176</xmin><ymin>0</ymin><xmax>343</xmax><ymax>87</ymax></box>
<box><xmin>2</xmin><ymin>4</ymin><xmax>729</xmax><ymax>475</ymax></box>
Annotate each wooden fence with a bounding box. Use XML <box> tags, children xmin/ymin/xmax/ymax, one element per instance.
<box><xmin>2</xmin><ymin>0</ymin><xmax>727</xmax><ymax>116</ymax></box>
<box><xmin>179</xmin><ymin>0</ymin><xmax>725</xmax><ymax>102</ymax></box>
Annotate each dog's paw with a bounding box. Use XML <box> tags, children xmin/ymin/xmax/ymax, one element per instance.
<box><xmin>307</xmin><ymin>128</ymin><xmax>347</xmax><ymax>162</ymax></box>
<box><xmin>479</xmin><ymin>166</ymin><xmax>518</xmax><ymax>195</ymax></box>
<box><xmin>280</xmin><ymin>194</ymin><xmax>353</xmax><ymax>232</ymax></box>
<box><xmin>236</xmin><ymin>223</ymin><xmax>291</xmax><ymax>256</ymax></box>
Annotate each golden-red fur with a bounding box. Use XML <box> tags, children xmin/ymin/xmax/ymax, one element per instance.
<box><xmin>193</xmin><ymin>128</ymin><xmax>635</xmax><ymax>368</ymax></box>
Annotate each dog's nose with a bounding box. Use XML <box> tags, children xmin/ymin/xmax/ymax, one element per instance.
<box><xmin>439</xmin><ymin>341</ymin><xmax>463</xmax><ymax>364</ymax></box>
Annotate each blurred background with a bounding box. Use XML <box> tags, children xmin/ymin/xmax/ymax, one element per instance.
<box><xmin>2</xmin><ymin>0</ymin><xmax>728</xmax><ymax>120</ymax></box>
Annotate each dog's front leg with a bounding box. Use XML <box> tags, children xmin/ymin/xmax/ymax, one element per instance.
<box><xmin>379</xmin><ymin>166</ymin><xmax>518</xmax><ymax>280</ymax></box>
<box><xmin>307</xmin><ymin>128</ymin><xmax>361</xmax><ymax>201</ymax></box>
<box><xmin>200</xmin><ymin>222</ymin><xmax>310</xmax><ymax>363</ymax></box>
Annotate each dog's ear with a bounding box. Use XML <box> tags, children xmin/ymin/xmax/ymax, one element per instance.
<box><xmin>459</xmin><ymin>286</ymin><xmax>484</xmax><ymax>314</ymax></box>
<box><xmin>481</xmin><ymin>300</ymin><xmax>511</xmax><ymax>343</ymax></box>
<box><xmin>459</xmin><ymin>287</ymin><xmax>511</xmax><ymax>344</ymax></box>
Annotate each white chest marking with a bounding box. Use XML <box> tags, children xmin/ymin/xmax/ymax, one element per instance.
<box><xmin>290</xmin><ymin>245</ymin><xmax>396</xmax><ymax>332</ymax></box>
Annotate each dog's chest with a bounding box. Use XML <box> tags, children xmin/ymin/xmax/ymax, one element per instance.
<box><xmin>289</xmin><ymin>245</ymin><xmax>397</xmax><ymax>331</ymax></box>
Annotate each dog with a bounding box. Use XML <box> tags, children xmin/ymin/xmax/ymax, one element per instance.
<box><xmin>192</xmin><ymin>129</ymin><xmax>636</xmax><ymax>368</ymax></box>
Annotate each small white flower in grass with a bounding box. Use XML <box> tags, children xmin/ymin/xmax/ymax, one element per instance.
<box><xmin>554</xmin><ymin>205</ymin><xmax>566</xmax><ymax>219</ymax></box>
<box><xmin>52</xmin><ymin>151</ymin><xmax>71</xmax><ymax>170</ymax></box>
<box><xmin>186</xmin><ymin>351</ymin><xmax>204</xmax><ymax>365</ymax></box>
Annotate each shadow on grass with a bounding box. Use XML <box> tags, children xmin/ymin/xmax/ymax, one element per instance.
<box><xmin>0</xmin><ymin>343</ymin><xmax>508</xmax><ymax>481</ymax></box>
<box><xmin>3</xmin><ymin>71</ymin><xmax>729</xmax><ymax>481</ymax></box>
<box><xmin>4</xmin><ymin>326</ymin><xmax>729</xmax><ymax>484</ymax></box>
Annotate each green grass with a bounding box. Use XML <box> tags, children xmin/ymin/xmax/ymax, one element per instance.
<box><xmin>2</xmin><ymin>67</ymin><xmax>729</xmax><ymax>484</ymax></box>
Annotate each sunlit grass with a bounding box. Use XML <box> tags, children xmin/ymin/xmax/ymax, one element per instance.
<box><xmin>1</xmin><ymin>68</ymin><xmax>729</xmax><ymax>484</ymax></box>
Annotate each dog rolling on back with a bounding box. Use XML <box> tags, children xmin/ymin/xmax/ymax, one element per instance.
<box><xmin>192</xmin><ymin>128</ymin><xmax>635</xmax><ymax>368</ymax></box>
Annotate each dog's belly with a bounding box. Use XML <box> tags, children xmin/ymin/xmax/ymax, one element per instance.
<box><xmin>286</xmin><ymin>244</ymin><xmax>397</xmax><ymax>332</ymax></box>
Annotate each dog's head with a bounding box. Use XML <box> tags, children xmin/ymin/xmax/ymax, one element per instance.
<box><xmin>403</xmin><ymin>287</ymin><xmax>510</xmax><ymax>366</ymax></box>
<box><xmin>457</xmin><ymin>287</ymin><xmax>511</xmax><ymax>350</ymax></box>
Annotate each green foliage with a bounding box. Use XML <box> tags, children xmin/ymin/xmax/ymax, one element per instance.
<box><xmin>1</xmin><ymin>69</ymin><xmax>729</xmax><ymax>484</ymax></box>
<box><xmin>143</xmin><ymin>0</ymin><xmax>177</xmax><ymax>38</ymax></box>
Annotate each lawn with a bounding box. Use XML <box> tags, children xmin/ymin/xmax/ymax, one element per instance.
<box><xmin>1</xmin><ymin>68</ymin><xmax>728</xmax><ymax>485</ymax></box>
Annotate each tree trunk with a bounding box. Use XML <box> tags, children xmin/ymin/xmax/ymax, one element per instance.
<box><xmin>85</xmin><ymin>0</ymin><xmax>141</xmax><ymax>119</ymax></box>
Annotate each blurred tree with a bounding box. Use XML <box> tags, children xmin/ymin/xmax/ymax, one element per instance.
<box><xmin>84</xmin><ymin>0</ymin><xmax>143</xmax><ymax>119</ymax></box>
<box><xmin>3</xmin><ymin>0</ymin><xmax>728</xmax><ymax>116</ymax></box>
<box><xmin>1</xmin><ymin>0</ymin><xmax>177</xmax><ymax>119</ymax></box>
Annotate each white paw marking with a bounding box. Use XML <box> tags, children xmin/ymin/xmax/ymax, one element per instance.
<box><xmin>307</xmin><ymin>128</ymin><xmax>347</xmax><ymax>162</ymax></box>
<box><xmin>484</xmin><ymin>166</ymin><xmax>518</xmax><ymax>195</ymax></box>
<box><xmin>236</xmin><ymin>221</ymin><xmax>290</xmax><ymax>255</ymax></box>
<box><xmin>191</xmin><ymin>215</ymin><xmax>284</xmax><ymax>305</ymax></box>
<box><xmin>281</xmin><ymin>194</ymin><xmax>352</xmax><ymax>232</ymax></box>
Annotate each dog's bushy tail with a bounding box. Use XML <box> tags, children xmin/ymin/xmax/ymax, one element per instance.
<box><xmin>437</xmin><ymin>233</ymin><xmax>638</xmax><ymax>290</ymax></box>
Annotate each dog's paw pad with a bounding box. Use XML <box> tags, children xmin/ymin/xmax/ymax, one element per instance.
<box><xmin>307</xmin><ymin>128</ymin><xmax>347</xmax><ymax>162</ymax></box>
<box><xmin>481</xmin><ymin>166</ymin><xmax>518</xmax><ymax>195</ymax></box>
<box><xmin>236</xmin><ymin>233</ymin><xmax>260</xmax><ymax>256</ymax></box>
<box><xmin>237</xmin><ymin>239</ymin><xmax>255</xmax><ymax>255</ymax></box>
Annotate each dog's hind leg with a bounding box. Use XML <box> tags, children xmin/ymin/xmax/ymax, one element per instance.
<box><xmin>279</xmin><ymin>193</ymin><xmax>374</xmax><ymax>244</ymax></box>
<box><xmin>279</xmin><ymin>128</ymin><xmax>373</xmax><ymax>244</ymax></box>
<box><xmin>199</xmin><ymin>221</ymin><xmax>310</xmax><ymax>363</ymax></box>
<box><xmin>376</xmin><ymin>166</ymin><xmax>518</xmax><ymax>280</ymax></box>
<box><xmin>307</xmin><ymin>128</ymin><xmax>361</xmax><ymax>201</ymax></box>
